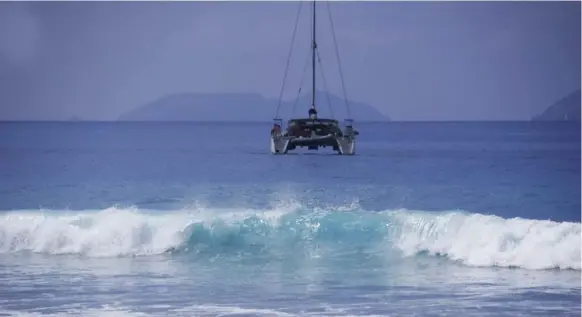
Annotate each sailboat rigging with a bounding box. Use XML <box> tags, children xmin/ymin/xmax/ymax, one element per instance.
<box><xmin>270</xmin><ymin>0</ymin><xmax>358</xmax><ymax>155</ymax></box>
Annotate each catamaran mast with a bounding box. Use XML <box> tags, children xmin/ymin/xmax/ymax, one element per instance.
<box><xmin>311</xmin><ymin>0</ymin><xmax>316</xmax><ymax>110</ymax></box>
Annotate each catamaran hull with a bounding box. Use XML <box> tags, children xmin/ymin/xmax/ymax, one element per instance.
<box><xmin>336</xmin><ymin>137</ymin><xmax>356</xmax><ymax>155</ymax></box>
<box><xmin>270</xmin><ymin>137</ymin><xmax>291</xmax><ymax>154</ymax></box>
<box><xmin>270</xmin><ymin>135</ymin><xmax>355</xmax><ymax>155</ymax></box>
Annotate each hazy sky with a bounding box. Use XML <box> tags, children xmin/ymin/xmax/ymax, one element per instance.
<box><xmin>0</xmin><ymin>1</ymin><xmax>579</xmax><ymax>121</ymax></box>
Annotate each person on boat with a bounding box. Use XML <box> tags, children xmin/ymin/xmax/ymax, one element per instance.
<box><xmin>271</xmin><ymin>123</ymin><xmax>281</xmax><ymax>136</ymax></box>
<box><xmin>308</xmin><ymin>106</ymin><xmax>317</xmax><ymax>119</ymax></box>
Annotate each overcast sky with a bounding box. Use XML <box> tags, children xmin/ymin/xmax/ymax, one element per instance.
<box><xmin>0</xmin><ymin>1</ymin><xmax>579</xmax><ymax>121</ymax></box>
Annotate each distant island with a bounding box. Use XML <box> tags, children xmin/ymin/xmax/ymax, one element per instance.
<box><xmin>532</xmin><ymin>89</ymin><xmax>581</xmax><ymax>121</ymax></box>
<box><xmin>118</xmin><ymin>91</ymin><xmax>389</xmax><ymax>122</ymax></box>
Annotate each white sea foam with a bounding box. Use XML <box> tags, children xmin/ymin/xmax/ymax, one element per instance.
<box><xmin>0</xmin><ymin>206</ymin><xmax>291</xmax><ymax>257</ymax></box>
<box><xmin>0</xmin><ymin>306</ymin><xmax>386</xmax><ymax>317</ymax></box>
<box><xmin>0</xmin><ymin>206</ymin><xmax>579</xmax><ymax>271</ymax></box>
<box><xmin>390</xmin><ymin>210</ymin><xmax>581</xmax><ymax>270</ymax></box>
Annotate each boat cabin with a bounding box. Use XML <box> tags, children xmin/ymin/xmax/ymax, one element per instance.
<box><xmin>286</xmin><ymin>118</ymin><xmax>342</xmax><ymax>137</ymax></box>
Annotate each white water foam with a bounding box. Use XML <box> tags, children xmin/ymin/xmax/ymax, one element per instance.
<box><xmin>0</xmin><ymin>305</ymin><xmax>387</xmax><ymax>317</ymax></box>
<box><xmin>0</xmin><ymin>206</ymin><xmax>291</xmax><ymax>257</ymax></box>
<box><xmin>390</xmin><ymin>210</ymin><xmax>581</xmax><ymax>270</ymax></box>
<box><xmin>0</xmin><ymin>309</ymin><xmax>149</xmax><ymax>317</ymax></box>
<box><xmin>0</xmin><ymin>206</ymin><xmax>579</xmax><ymax>271</ymax></box>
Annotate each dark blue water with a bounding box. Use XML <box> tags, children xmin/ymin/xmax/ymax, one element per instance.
<box><xmin>0</xmin><ymin>121</ymin><xmax>580</xmax><ymax>316</ymax></box>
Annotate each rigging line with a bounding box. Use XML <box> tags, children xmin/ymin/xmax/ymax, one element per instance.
<box><xmin>325</xmin><ymin>0</ymin><xmax>351</xmax><ymax>119</ymax></box>
<box><xmin>316</xmin><ymin>48</ymin><xmax>335</xmax><ymax>119</ymax></box>
<box><xmin>292</xmin><ymin>46</ymin><xmax>313</xmax><ymax>117</ymax></box>
<box><xmin>274</xmin><ymin>1</ymin><xmax>303</xmax><ymax>119</ymax></box>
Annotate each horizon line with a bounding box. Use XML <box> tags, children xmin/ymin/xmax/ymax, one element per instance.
<box><xmin>0</xmin><ymin>119</ymin><xmax>575</xmax><ymax>123</ymax></box>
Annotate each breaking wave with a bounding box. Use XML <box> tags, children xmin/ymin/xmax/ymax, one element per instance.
<box><xmin>0</xmin><ymin>205</ymin><xmax>579</xmax><ymax>270</ymax></box>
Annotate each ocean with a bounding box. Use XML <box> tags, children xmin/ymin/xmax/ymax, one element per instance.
<box><xmin>0</xmin><ymin>121</ymin><xmax>580</xmax><ymax>317</ymax></box>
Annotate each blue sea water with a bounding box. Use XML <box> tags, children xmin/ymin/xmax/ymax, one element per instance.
<box><xmin>0</xmin><ymin>121</ymin><xmax>580</xmax><ymax>317</ymax></box>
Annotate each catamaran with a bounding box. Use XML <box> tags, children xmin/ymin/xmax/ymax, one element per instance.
<box><xmin>270</xmin><ymin>0</ymin><xmax>358</xmax><ymax>155</ymax></box>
